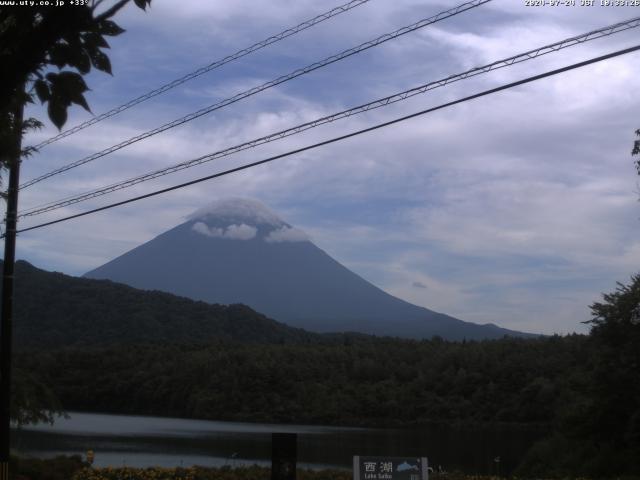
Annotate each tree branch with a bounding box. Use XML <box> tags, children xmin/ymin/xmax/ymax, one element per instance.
<box><xmin>95</xmin><ymin>0</ymin><xmax>130</xmax><ymax>21</ymax></box>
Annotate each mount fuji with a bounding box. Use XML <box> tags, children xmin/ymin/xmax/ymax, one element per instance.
<box><xmin>84</xmin><ymin>198</ymin><xmax>533</xmax><ymax>340</ymax></box>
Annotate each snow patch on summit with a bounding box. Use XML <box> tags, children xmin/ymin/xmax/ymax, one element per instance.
<box><xmin>188</xmin><ymin>198</ymin><xmax>284</xmax><ymax>227</ymax></box>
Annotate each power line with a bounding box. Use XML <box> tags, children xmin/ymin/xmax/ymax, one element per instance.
<box><xmin>30</xmin><ymin>0</ymin><xmax>373</xmax><ymax>151</ymax></box>
<box><xmin>18</xmin><ymin>15</ymin><xmax>640</xmax><ymax>218</ymax></box>
<box><xmin>13</xmin><ymin>44</ymin><xmax>640</xmax><ymax>236</ymax></box>
<box><xmin>20</xmin><ymin>0</ymin><xmax>492</xmax><ymax>190</ymax></box>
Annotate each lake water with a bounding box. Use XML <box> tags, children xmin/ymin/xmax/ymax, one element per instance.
<box><xmin>11</xmin><ymin>412</ymin><xmax>544</xmax><ymax>475</ymax></box>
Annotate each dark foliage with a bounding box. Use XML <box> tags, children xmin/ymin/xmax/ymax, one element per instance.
<box><xmin>633</xmin><ymin>129</ymin><xmax>640</xmax><ymax>175</ymax></box>
<box><xmin>3</xmin><ymin>260</ymin><xmax>319</xmax><ymax>348</ymax></box>
<box><xmin>9</xmin><ymin>454</ymin><xmax>86</xmax><ymax>480</ymax></box>
<box><xmin>517</xmin><ymin>275</ymin><xmax>640</xmax><ymax>477</ymax></box>
<box><xmin>0</xmin><ymin>0</ymin><xmax>151</xmax><ymax>140</ymax></box>
<box><xmin>580</xmin><ymin>275</ymin><xmax>640</xmax><ymax>475</ymax></box>
<box><xmin>15</xmin><ymin>335</ymin><xmax>589</xmax><ymax>427</ymax></box>
<box><xmin>10</xmin><ymin>366</ymin><xmax>62</xmax><ymax>426</ymax></box>
<box><xmin>587</xmin><ymin>275</ymin><xmax>640</xmax><ymax>448</ymax></box>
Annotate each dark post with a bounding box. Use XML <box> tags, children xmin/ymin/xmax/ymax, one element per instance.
<box><xmin>0</xmin><ymin>86</ymin><xmax>24</xmax><ymax>480</ymax></box>
<box><xmin>271</xmin><ymin>433</ymin><xmax>297</xmax><ymax>480</ymax></box>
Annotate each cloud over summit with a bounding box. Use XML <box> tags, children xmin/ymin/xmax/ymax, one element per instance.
<box><xmin>188</xmin><ymin>198</ymin><xmax>285</xmax><ymax>227</ymax></box>
<box><xmin>190</xmin><ymin>198</ymin><xmax>310</xmax><ymax>243</ymax></box>
<box><xmin>192</xmin><ymin>222</ymin><xmax>257</xmax><ymax>240</ymax></box>
<box><xmin>265</xmin><ymin>226</ymin><xmax>310</xmax><ymax>243</ymax></box>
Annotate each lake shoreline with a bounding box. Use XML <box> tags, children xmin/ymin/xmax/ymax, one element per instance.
<box><xmin>48</xmin><ymin>407</ymin><xmax>551</xmax><ymax>431</ymax></box>
<box><xmin>11</xmin><ymin>411</ymin><xmax>543</xmax><ymax>476</ymax></box>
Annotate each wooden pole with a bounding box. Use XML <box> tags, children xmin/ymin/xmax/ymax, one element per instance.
<box><xmin>271</xmin><ymin>433</ymin><xmax>297</xmax><ymax>480</ymax></box>
<box><xmin>0</xmin><ymin>85</ymin><xmax>24</xmax><ymax>480</ymax></box>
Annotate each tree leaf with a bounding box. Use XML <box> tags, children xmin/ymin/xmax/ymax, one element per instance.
<box><xmin>73</xmin><ymin>50</ymin><xmax>91</xmax><ymax>74</ymax></box>
<box><xmin>133</xmin><ymin>0</ymin><xmax>150</xmax><ymax>10</ymax></box>
<box><xmin>22</xmin><ymin>118</ymin><xmax>44</xmax><ymax>132</ymax></box>
<box><xmin>89</xmin><ymin>49</ymin><xmax>112</xmax><ymax>75</ymax></box>
<box><xmin>98</xmin><ymin>19</ymin><xmax>125</xmax><ymax>36</ymax></box>
<box><xmin>47</xmin><ymin>99</ymin><xmax>68</xmax><ymax>130</ymax></box>
<box><xmin>48</xmin><ymin>43</ymin><xmax>71</xmax><ymax>69</ymax></box>
<box><xmin>45</xmin><ymin>72</ymin><xmax>92</xmax><ymax>119</ymax></box>
<box><xmin>82</xmin><ymin>32</ymin><xmax>110</xmax><ymax>49</ymax></box>
<box><xmin>59</xmin><ymin>35</ymin><xmax>91</xmax><ymax>75</ymax></box>
<box><xmin>34</xmin><ymin>79</ymin><xmax>50</xmax><ymax>103</ymax></box>
<box><xmin>59</xmin><ymin>73</ymin><xmax>92</xmax><ymax>113</ymax></box>
<box><xmin>56</xmin><ymin>71</ymin><xmax>89</xmax><ymax>95</ymax></box>
<box><xmin>71</xmin><ymin>92</ymin><xmax>91</xmax><ymax>113</ymax></box>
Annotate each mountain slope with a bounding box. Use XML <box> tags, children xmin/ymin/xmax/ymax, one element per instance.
<box><xmin>85</xmin><ymin>198</ymin><xmax>534</xmax><ymax>340</ymax></box>
<box><xmin>2</xmin><ymin>260</ymin><xmax>319</xmax><ymax>349</ymax></box>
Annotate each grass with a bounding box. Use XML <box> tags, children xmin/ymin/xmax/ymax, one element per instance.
<box><xmin>7</xmin><ymin>455</ymin><xmax>611</xmax><ymax>480</ymax></box>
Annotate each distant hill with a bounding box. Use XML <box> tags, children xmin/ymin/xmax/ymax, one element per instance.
<box><xmin>2</xmin><ymin>260</ymin><xmax>319</xmax><ymax>349</ymax></box>
<box><xmin>85</xmin><ymin>198</ymin><xmax>536</xmax><ymax>340</ymax></box>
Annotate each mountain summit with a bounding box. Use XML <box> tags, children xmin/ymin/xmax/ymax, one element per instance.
<box><xmin>186</xmin><ymin>198</ymin><xmax>309</xmax><ymax>244</ymax></box>
<box><xmin>85</xmin><ymin>198</ymin><xmax>533</xmax><ymax>340</ymax></box>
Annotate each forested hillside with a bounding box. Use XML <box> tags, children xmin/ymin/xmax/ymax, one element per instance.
<box><xmin>3</xmin><ymin>260</ymin><xmax>319</xmax><ymax>347</ymax></box>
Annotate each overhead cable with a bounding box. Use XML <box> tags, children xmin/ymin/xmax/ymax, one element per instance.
<box><xmin>14</xmin><ymin>44</ymin><xmax>640</xmax><ymax>236</ymax></box>
<box><xmin>30</xmin><ymin>0</ymin><xmax>374</xmax><ymax>151</ymax></box>
<box><xmin>20</xmin><ymin>0</ymin><xmax>492</xmax><ymax>189</ymax></box>
<box><xmin>18</xmin><ymin>15</ymin><xmax>640</xmax><ymax>218</ymax></box>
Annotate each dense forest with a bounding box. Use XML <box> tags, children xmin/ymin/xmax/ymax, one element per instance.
<box><xmin>15</xmin><ymin>335</ymin><xmax>588</xmax><ymax>427</ymax></box>
<box><xmin>6</xmin><ymin>260</ymin><xmax>640</xmax><ymax>477</ymax></box>
<box><xmin>13</xmin><ymin>329</ymin><xmax>638</xmax><ymax>477</ymax></box>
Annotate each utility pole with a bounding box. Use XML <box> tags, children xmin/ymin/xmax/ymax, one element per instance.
<box><xmin>0</xmin><ymin>85</ymin><xmax>24</xmax><ymax>480</ymax></box>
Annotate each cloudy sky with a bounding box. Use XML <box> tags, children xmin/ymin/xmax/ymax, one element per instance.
<box><xmin>14</xmin><ymin>0</ymin><xmax>640</xmax><ymax>335</ymax></box>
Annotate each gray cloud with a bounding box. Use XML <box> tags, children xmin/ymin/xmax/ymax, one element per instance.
<box><xmin>265</xmin><ymin>226</ymin><xmax>309</xmax><ymax>243</ymax></box>
<box><xmin>192</xmin><ymin>222</ymin><xmax>257</xmax><ymax>240</ymax></box>
<box><xmin>14</xmin><ymin>1</ymin><xmax>640</xmax><ymax>335</ymax></box>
